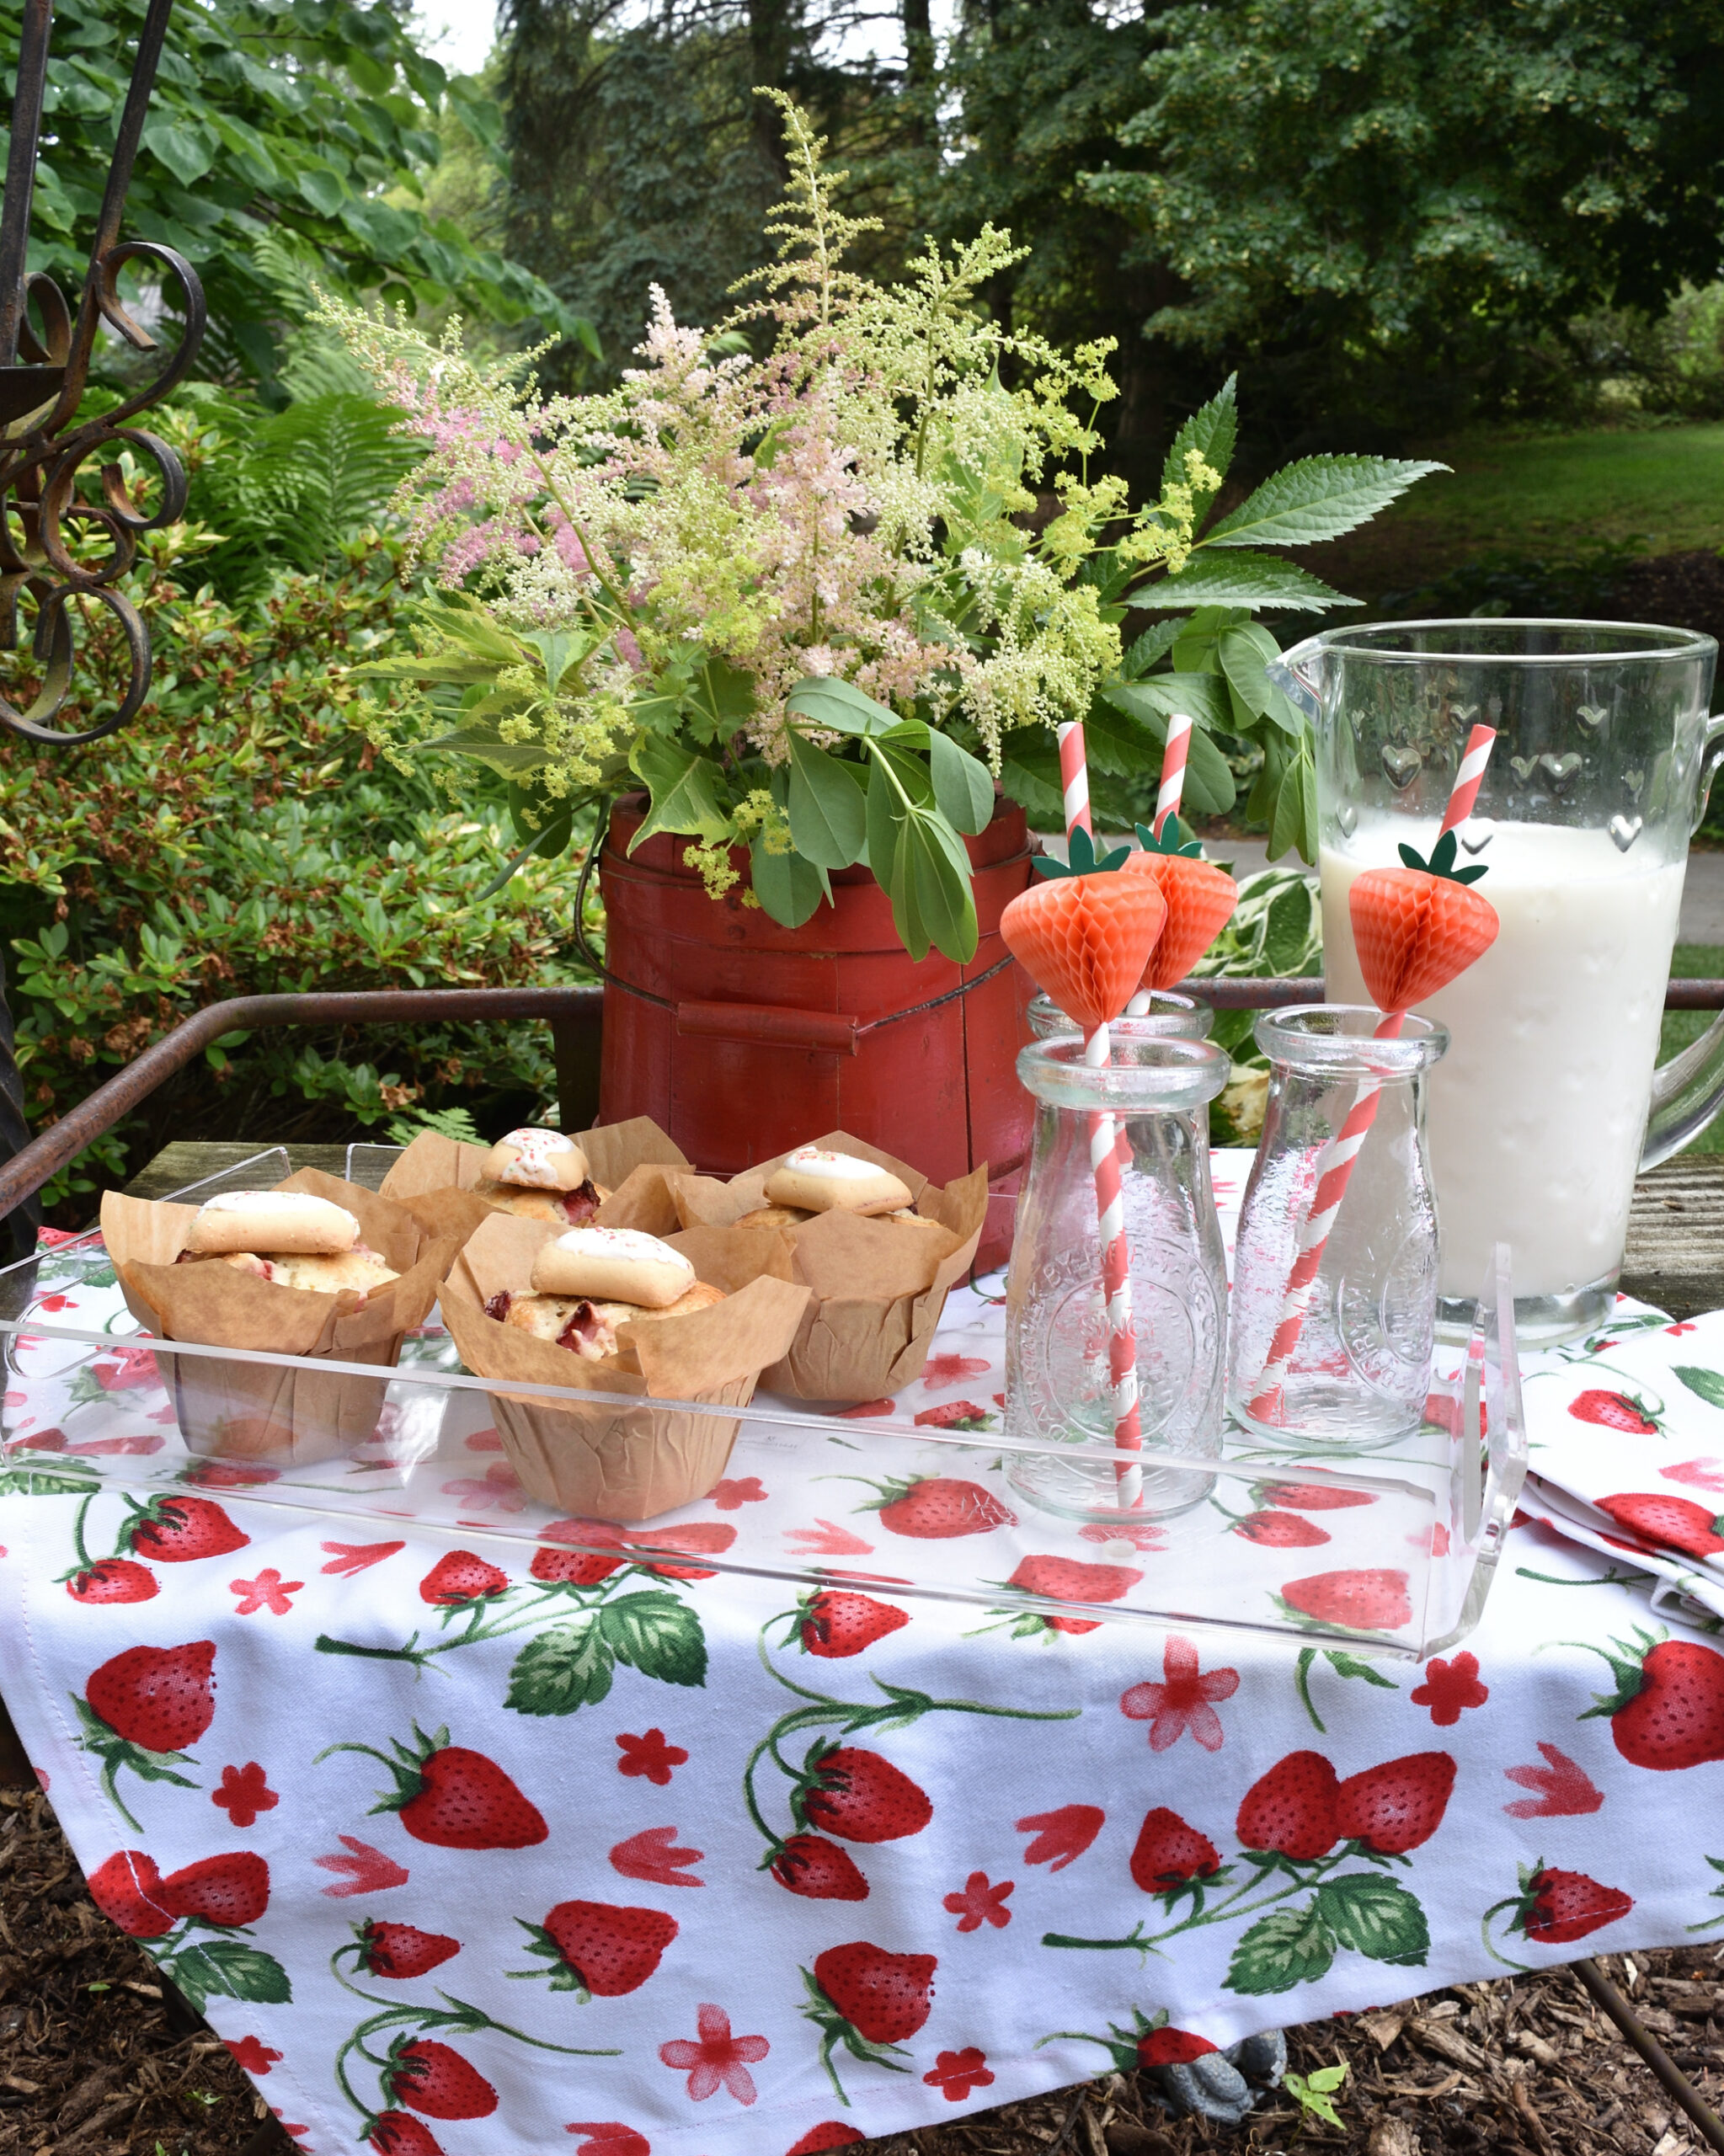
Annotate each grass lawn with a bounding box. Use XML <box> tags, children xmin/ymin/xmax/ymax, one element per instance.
<box><xmin>1663</xmin><ymin>942</ymin><xmax>1724</xmax><ymax>1153</ymax></box>
<box><xmin>1301</xmin><ymin>420</ymin><xmax>1724</xmax><ymax>600</ymax></box>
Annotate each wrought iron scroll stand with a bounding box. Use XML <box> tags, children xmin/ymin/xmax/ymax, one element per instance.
<box><xmin>0</xmin><ymin>0</ymin><xmax>204</xmax><ymax>747</ymax></box>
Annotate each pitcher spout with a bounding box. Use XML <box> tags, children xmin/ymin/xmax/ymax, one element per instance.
<box><xmin>1268</xmin><ymin>634</ymin><xmax>1329</xmax><ymax>724</ymax></box>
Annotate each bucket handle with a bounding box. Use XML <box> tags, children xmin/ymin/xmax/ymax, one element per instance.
<box><xmin>675</xmin><ymin>1000</ymin><xmax>861</xmax><ymax>1055</ymax></box>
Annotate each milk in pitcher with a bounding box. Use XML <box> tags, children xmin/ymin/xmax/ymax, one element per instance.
<box><xmin>1321</xmin><ymin>819</ymin><xmax>1684</xmax><ymax>1305</ymax></box>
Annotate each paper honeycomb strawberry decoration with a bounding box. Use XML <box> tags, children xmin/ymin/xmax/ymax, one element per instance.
<box><xmin>1349</xmin><ymin>830</ymin><xmax>1498</xmax><ymax>1011</ymax></box>
<box><xmin>1002</xmin><ymin>869</ymin><xmax>1166</xmax><ymax>1033</ymax></box>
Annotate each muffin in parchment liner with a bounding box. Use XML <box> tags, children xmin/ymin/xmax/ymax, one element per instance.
<box><xmin>440</xmin><ymin>1211</ymin><xmax>809</xmax><ymax>1522</ymax></box>
<box><xmin>380</xmin><ymin>1115</ymin><xmax>691</xmax><ymax>1231</ymax></box>
<box><xmin>666</xmin><ymin>1130</ymin><xmax>988</xmax><ymax>1401</ymax></box>
<box><xmin>99</xmin><ymin>1169</ymin><xmax>488</xmax><ymax>1467</ymax></box>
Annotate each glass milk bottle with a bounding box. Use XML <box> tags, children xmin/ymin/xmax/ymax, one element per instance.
<box><xmin>1227</xmin><ymin>1008</ymin><xmax>1449</xmax><ymax>1450</ymax></box>
<box><xmin>1006</xmin><ymin>1034</ymin><xmax>1230</xmax><ymax>1519</ymax></box>
<box><xmin>1028</xmin><ymin>990</ymin><xmax>1214</xmax><ymax>1042</ymax></box>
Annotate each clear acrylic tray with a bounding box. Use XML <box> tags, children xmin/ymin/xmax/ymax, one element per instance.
<box><xmin>0</xmin><ymin>1146</ymin><xmax>1526</xmax><ymax>1658</ymax></box>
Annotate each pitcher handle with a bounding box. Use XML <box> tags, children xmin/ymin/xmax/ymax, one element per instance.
<box><xmin>1643</xmin><ymin>710</ymin><xmax>1724</xmax><ymax>1169</ymax></box>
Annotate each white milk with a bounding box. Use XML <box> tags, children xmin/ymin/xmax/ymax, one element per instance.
<box><xmin>1321</xmin><ymin>819</ymin><xmax>1684</xmax><ymax>1299</ymax></box>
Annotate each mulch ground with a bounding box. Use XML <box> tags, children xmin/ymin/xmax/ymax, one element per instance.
<box><xmin>0</xmin><ymin>1784</ymin><xmax>1716</xmax><ymax>2156</ymax></box>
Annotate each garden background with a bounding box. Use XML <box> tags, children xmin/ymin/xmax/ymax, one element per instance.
<box><xmin>7</xmin><ymin>0</ymin><xmax>1724</xmax><ymax>1219</ymax></box>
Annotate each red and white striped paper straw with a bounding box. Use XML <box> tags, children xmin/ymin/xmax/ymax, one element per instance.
<box><xmin>1057</xmin><ymin>719</ymin><xmax>1092</xmax><ymax>838</ymax></box>
<box><xmin>1153</xmin><ymin>713</ymin><xmax>1193</xmax><ymax>838</ymax></box>
<box><xmin>1054</xmin><ymin>718</ymin><xmax>1141</xmax><ymax>1506</ymax></box>
<box><xmin>1085</xmin><ymin>1021</ymin><xmax>1143</xmax><ymax>1508</ymax></box>
<box><xmin>1245</xmin><ymin>725</ymin><xmax>1497</xmax><ymax>1424</ymax></box>
<box><xmin>1126</xmin><ymin>713</ymin><xmax>1196</xmax><ymax>1018</ymax></box>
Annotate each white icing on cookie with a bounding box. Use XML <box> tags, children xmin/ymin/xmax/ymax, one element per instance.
<box><xmin>201</xmin><ymin>1191</ymin><xmax>346</xmax><ymax>1214</ymax></box>
<box><xmin>499</xmin><ymin>1128</ymin><xmax>578</xmax><ymax>1189</ymax></box>
<box><xmin>781</xmin><ymin>1147</ymin><xmax>879</xmax><ymax>1180</ymax></box>
<box><xmin>551</xmin><ymin>1226</ymin><xmax>689</xmax><ymax>1271</ymax></box>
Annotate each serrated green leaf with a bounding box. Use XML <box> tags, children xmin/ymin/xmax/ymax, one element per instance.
<box><xmin>686</xmin><ymin>657</ymin><xmax>757</xmax><ymax>745</ymax></box>
<box><xmin>521</xmin><ymin>630</ymin><xmax>588</xmax><ymax>693</ymax></box>
<box><xmin>1316</xmin><ymin>1873</ymin><xmax>1430</xmax><ymax>1966</ymax></box>
<box><xmin>1103</xmin><ymin>673</ymin><xmax>1232</xmax><ymax>735</ymax></box>
<box><xmin>787</xmin><ymin>675</ymin><xmax>897</xmax><ymax>739</ymax></box>
<box><xmin>1162</xmin><ymin>376</ymin><xmax>1236</xmax><ymax>510</ymax></box>
<box><xmin>164</xmin><ymin>1942</ymin><xmax>292</xmax><ymax>2015</ymax></box>
<box><xmin>926</xmin><ymin>729</ymin><xmax>993</xmax><ymax>835</ymax></box>
<box><xmin>506</xmin><ymin>1617</ymin><xmax>616</xmax><ymax>1715</ymax></box>
<box><xmin>750</xmin><ymin>836</ymin><xmax>829</xmax><ymax>928</ymax></box>
<box><xmin>1120</xmin><ymin>619</ymin><xmax>1190</xmax><ymax>678</ymax></box>
<box><xmin>1204</xmin><ymin>456</ymin><xmax>1448</xmax><ymax>550</ymax></box>
<box><xmin>598</xmin><ymin>1590</ymin><xmax>708</xmax><ymax>1687</ymax></box>
<box><xmin>784</xmin><ymin>735</ymin><xmax>867</xmax><ymax>868</ymax></box>
<box><xmin>627</xmin><ymin>739</ymin><xmax>731</xmax><ymax>851</ymax></box>
<box><xmin>422</xmin><ymin>725</ymin><xmax>549</xmax><ymax>777</ymax></box>
<box><xmin>1150</xmin><ymin>553</ymin><xmax>1353</xmax><ymax>613</ymax></box>
<box><xmin>997</xmin><ymin>733</ymin><xmax>1065</xmax><ymax>827</ymax></box>
<box><xmin>1674</xmin><ymin>1367</ymin><xmax>1724</xmax><ymax>1412</ymax></box>
<box><xmin>1225</xmin><ymin>1902</ymin><xmax>1336</xmax><ymax>1995</ymax></box>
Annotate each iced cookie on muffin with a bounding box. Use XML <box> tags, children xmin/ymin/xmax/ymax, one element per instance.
<box><xmin>763</xmin><ymin>1146</ymin><xmax>912</xmax><ymax>1216</ymax></box>
<box><xmin>483</xmin><ymin>1225</ymin><xmax>723</xmax><ymax>1360</ymax></box>
<box><xmin>178</xmin><ymin>1191</ymin><xmax>400</xmax><ymax>1303</ymax></box>
<box><xmin>473</xmin><ymin>1128</ymin><xmax>606</xmax><ymax>1225</ymax></box>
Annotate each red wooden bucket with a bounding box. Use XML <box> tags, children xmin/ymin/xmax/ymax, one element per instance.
<box><xmin>597</xmin><ymin>795</ymin><xmax>1036</xmax><ymax>1268</ymax></box>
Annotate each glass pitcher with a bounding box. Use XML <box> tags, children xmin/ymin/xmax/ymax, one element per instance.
<box><xmin>1005</xmin><ymin>1033</ymin><xmax>1230</xmax><ymax>1520</ymax></box>
<box><xmin>1275</xmin><ymin>619</ymin><xmax>1723</xmax><ymax>1344</ymax></box>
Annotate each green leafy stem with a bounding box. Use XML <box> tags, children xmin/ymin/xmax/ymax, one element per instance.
<box><xmin>332</xmin><ymin>1986</ymin><xmax>617</xmax><ymax>2133</ymax></box>
<box><xmin>745</xmin><ymin>1613</ymin><xmax>1077</xmax><ymax>1861</ymax></box>
<box><xmin>315</xmin><ymin>1563</ymin><xmax>708</xmax><ymax>1716</ymax></box>
<box><xmin>1043</xmin><ymin>1843</ymin><xmax>1430</xmax><ymax>1998</ymax></box>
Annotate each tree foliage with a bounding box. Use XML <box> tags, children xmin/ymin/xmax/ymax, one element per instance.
<box><xmin>8</xmin><ymin>0</ymin><xmax>574</xmax><ymax>390</ymax></box>
<box><xmin>1085</xmin><ymin>0</ymin><xmax>1724</xmax><ymax>430</ymax></box>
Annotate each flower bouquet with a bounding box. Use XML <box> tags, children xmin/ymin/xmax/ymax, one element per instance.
<box><xmin>328</xmin><ymin>98</ymin><xmax>1440</xmax><ymax>963</ymax></box>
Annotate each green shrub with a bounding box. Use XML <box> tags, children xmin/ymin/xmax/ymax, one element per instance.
<box><xmin>0</xmin><ymin>522</ymin><xmax>596</xmax><ymax>1216</ymax></box>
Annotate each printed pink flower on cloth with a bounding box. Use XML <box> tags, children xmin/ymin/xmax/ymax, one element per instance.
<box><xmin>212</xmin><ymin>1762</ymin><xmax>279</xmax><ymax>1829</ymax></box>
<box><xmin>924</xmin><ymin>2048</ymin><xmax>994</xmax><ymax>2102</ymax></box>
<box><xmin>1411</xmin><ymin>1650</ymin><xmax>1489</xmax><ymax>1726</ymax></box>
<box><xmin>1119</xmin><ymin>1635</ymin><xmax>1239</xmax><ymax>1752</ymax></box>
<box><xmin>1016</xmin><ymin>1806</ymin><xmax>1104</xmax><ymax>1872</ymax></box>
<box><xmin>616</xmin><ymin>1729</ymin><xmax>688</xmax><ymax>1786</ymax></box>
<box><xmin>440</xmin><ymin>1461</ymin><xmax>529</xmax><ymax>1513</ymax></box>
<box><xmin>320</xmin><ymin>1540</ymin><xmax>405</xmax><ymax>1576</ymax></box>
<box><xmin>35</xmin><ymin>1294</ymin><xmax>74</xmax><ymax>1314</ymax></box>
<box><xmin>943</xmin><ymin>1870</ymin><xmax>1013</xmax><ymax>1932</ymax></box>
<box><xmin>921</xmin><ymin>1353</ymin><xmax>991</xmax><ymax>1388</ymax></box>
<box><xmin>1668</xmin><ymin>1321</ymin><xmax>1699</xmax><ymax>1337</ymax></box>
<box><xmin>783</xmin><ymin>1519</ymin><xmax>874</xmax><ymax>1556</ymax></box>
<box><xmin>611</xmin><ymin>1826</ymin><xmax>704</xmax><ymax>1887</ymax></box>
<box><xmin>565</xmin><ymin>2127</ymin><xmax>650</xmax><ymax>2156</ymax></box>
<box><xmin>1503</xmin><ymin>1742</ymin><xmax>1605</xmax><ymax>1819</ymax></box>
<box><xmin>708</xmin><ymin>1477</ymin><xmax>767</xmax><ymax>1511</ymax></box>
<box><xmin>230</xmin><ymin>1568</ymin><xmax>303</xmax><ymax>1616</ymax></box>
<box><xmin>315</xmin><ymin>1835</ymin><xmax>410</xmax><ymax>1897</ymax></box>
<box><xmin>835</xmin><ymin>1399</ymin><xmax>893</xmax><ymax>1418</ymax></box>
<box><xmin>659</xmin><ymin>2004</ymin><xmax>770</xmax><ymax>2105</ymax></box>
<box><xmin>224</xmin><ymin>2036</ymin><xmax>282</xmax><ymax>2075</ymax></box>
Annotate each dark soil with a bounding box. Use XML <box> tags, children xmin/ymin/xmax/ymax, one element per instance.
<box><xmin>0</xmin><ymin>1784</ymin><xmax>1717</xmax><ymax>2156</ymax></box>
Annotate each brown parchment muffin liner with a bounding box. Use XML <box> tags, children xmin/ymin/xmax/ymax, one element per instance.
<box><xmin>665</xmin><ymin>1129</ymin><xmax>988</xmax><ymax>1402</ymax></box>
<box><xmin>379</xmin><ymin>1116</ymin><xmax>692</xmax><ymax>1232</ymax></box>
<box><xmin>99</xmin><ymin>1170</ymin><xmax>488</xmax><ymax>1468</ymax></box>
<box><xmin>441</xmin><ymin>1211</ymin><xmax>809</xmax><ymax>1523</ymax></box>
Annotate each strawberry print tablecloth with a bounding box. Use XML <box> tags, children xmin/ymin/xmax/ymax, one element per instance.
<box><xmin>1</xmin><ymin>1166</ymin><xmax>1723</xmax><ymax>2156</ymax></box>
